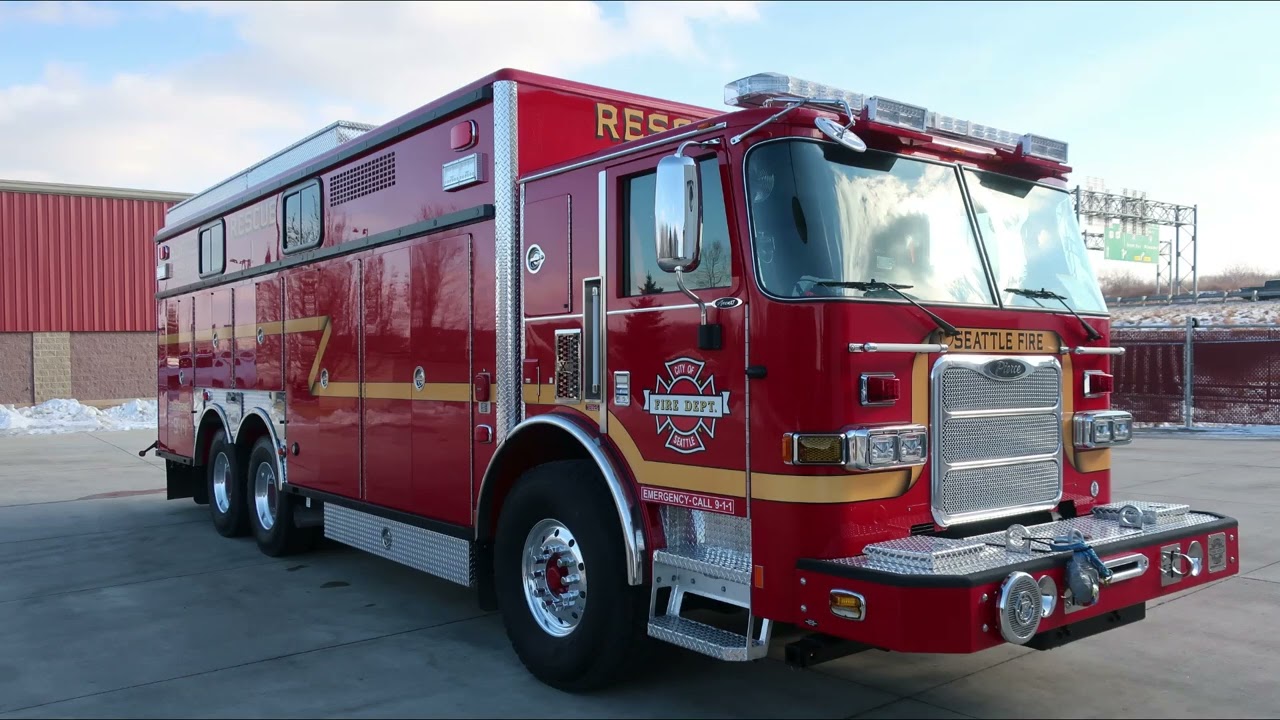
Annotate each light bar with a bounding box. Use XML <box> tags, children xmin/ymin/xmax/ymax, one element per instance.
<box><xmin>723</xmin><ymin>72</ymin><xmax>1069</xmax><ymax>163</ymax></box>
<box><xmin>927</xmin><ymin>112</ymin><xmax>1020</xmax><ymax>148</ymax></box>
<box><xmin>724</xmin><ymin>72</ymin><xmax>865</xmax><ymax>112</ymax></box>
<box><xmin>1019</xmin><ymin>133</ymin><xmax>1069</xmax><ymax>163</ymax></box>
<box><xmin>865</xmin><ymin>97</ymin><xmax>928</xmax><ymax>133</ymax></box>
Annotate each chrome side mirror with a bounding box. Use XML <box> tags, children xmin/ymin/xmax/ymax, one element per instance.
<box><xmin>815</xmin><ymin>116</ymin><xmax>867</xmax><ymax>153</ymax></box>
<box><xmin>654</xmin><ymin>153</ymin><xmax>702</xmax><ymax>273</ymax></box>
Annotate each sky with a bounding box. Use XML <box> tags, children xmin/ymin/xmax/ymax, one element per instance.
<box><xmin>1</xmin><ymin>0</ymin><xmax>1277</xmax><ymax>280</ymax></box>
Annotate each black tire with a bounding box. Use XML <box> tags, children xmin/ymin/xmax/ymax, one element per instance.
<box><xmin>206</xmin><ymin>429</ymin><xmax>248</xmax><ymax>537</ymax></box>
<box><xmin>494</xmin><ymin>460</ymin><xmax>649</xmax><ymax>692</ymax></box>
<box><xmin>246</xmin><ymin>435</ymin><xmax>320</xmax><ymax>557</ymax></box>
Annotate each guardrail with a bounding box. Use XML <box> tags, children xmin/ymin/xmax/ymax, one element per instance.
<box><xmin>1107</xmin><ymin>288</ymin><xmax>1280</xmax><ymax>306</ymax></box>
<box><xmin>1111</xmin><ymin>321</ymin><xmax>1280</xmax><ymax>426</ymax></box>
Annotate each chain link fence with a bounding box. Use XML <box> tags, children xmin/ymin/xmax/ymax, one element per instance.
<box><xmin>1112</xmin><ymin>322</ymin><xmax>1280</xmax><ymax>426</ymax></box>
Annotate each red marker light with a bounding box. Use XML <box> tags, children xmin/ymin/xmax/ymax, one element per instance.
<box><xmin>1084</xmin><ymin>371</ymin><xmax>1114</xmax><ymax>397</ymax></box>
<box><xmin>861</xmin><ymin>374</ymin><xmax>900</xmax><ymax>406</ymax></box>
<box><xmin>450</xmin><ymin>120</ymin><xmax>477</xmax><ymax>151</ymax></box>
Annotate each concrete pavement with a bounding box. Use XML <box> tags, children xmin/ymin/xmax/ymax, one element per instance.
<box><xmin>1</xmin><ymin>429</ymin><xmax>1277</xmax><ymax>718</ymax></box>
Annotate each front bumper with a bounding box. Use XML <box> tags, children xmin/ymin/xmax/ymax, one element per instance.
<box><xmin>793</xmin><ymin>500</ymin><xmax>1239</xmax><ymax>653</ymax></box>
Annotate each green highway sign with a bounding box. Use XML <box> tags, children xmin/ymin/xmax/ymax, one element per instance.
<box><xmin>1103</xmin><ymin>222</ymin><xmax>1159</xmax><ymax>263</ymax></box>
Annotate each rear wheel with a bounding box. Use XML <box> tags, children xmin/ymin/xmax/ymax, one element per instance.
<box><xmin>246</xmin><ymin>435</ymin><xmax>320</xmax><ymax>557</ymax></box>
<box><xmin>494</xmin><ymin>460</ymin><xmax>648</xmax><ymax>692</ymax></box>
<box><xmin>207</xmin><ymin>429</ymin><xmax>248</xmax><ymax>537</ymax></box>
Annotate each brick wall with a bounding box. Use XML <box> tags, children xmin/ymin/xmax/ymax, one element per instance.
<box><xmin>32</xmin><ymin>332</ymin><xmax>72</xmax><ymax>402</ymax></box>
<box><xmin>0</xmin><ymin>331</ymin><xmax>154</xmax><ymax>406</ymax></box>
<box><xmin>70</xmin><ymin>332</ymin><xmax>155</xmax><ymax>403</ymax></box>
<box><xmin>0</xmin><ymin>333</ymin><xmax>33</xmax><ymax>404</ymax></box>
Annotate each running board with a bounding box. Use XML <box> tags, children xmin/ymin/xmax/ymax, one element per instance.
<box><xmin>322</xmin><ymin>504</ymin><xmax>474</xmax><ymax>587</ymax></box>
<box><xmin>648</xmin><ymin>614</ymin><xmax>768</xmax><ymax>662</ymax></box>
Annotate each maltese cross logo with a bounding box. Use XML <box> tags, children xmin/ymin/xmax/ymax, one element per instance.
<box><xmin>642</xmin><ymin>357</ymin><xmax>731</xmax><ymax>454</ymax></box>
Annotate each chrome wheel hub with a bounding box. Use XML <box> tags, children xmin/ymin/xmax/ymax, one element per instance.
<box><xmin>253</xmin><ymin>461</ymin><xmax>278</xmax><ymax>531</ymax></box>
<box><xmin>212</xmin><ymin>452</ymin><xmax>231</xmax><ymax>513</ymax></box>
<box><xmin>521</xmin><ymin>519</ymin><xmax>587</xmax><ymax>637</ymax></box>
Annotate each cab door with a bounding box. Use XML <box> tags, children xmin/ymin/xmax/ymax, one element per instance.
<box><xmin>603</xmin><ymin>144</ymin><xmax>749</xmax><ymax>517</ymax></box>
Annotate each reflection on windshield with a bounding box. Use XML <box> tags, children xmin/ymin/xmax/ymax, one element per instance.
<box><xmin>746</xmin><ymin>140</ymin><xmax>993</xmax><ymax>305</ymax></box>
<box><xmin>965</xmin><ymin>169</ymin><xmax>1107</xmax><ymax>314</ymax></box>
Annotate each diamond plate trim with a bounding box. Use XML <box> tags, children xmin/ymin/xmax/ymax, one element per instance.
<box><xmin>654</xmin><ymin>547</ymin><xmax>751</xmax><ymax>585</ymax></box>
<box><xmin>493</xmin><ymin>79</ymin><xmax>520</xmax><ymax>443</ymax></box>
<box><xmin>662</xmin><ymin>507</ymin><xmax>751</xmax><ymax>554</ymax></box>
<box><xmin>840</xmin><ymin>508</ymin><xmax>1225</xmax><ymax>576</ymax></box>
<box><xmin>1092</xmin><ymin>500</ymin><xmax>1190</xmax><ymax>524</ymax></box>
<box><xmin>323</xmin><ymin>504</ymin><xmax>474</xmax><ymax>587</ymax></box>
<box><xmin>647</xmin><ymin>615</ymin><xmax>761</xmax><ymax>662</ymax></box>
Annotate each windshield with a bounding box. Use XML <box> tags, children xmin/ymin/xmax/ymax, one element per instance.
<box><xmin>965</xmin><ymin>169</ymin><xmax>1107</xmax><ymax>314</ymax></box>
<box><xmin>745</xmin><ymin>140</ymin><xmax>994</xmax><ymax>305</ymax></box>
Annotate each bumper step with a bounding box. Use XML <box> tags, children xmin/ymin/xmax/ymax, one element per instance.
<box><xmin>647</xmin><ymin>614</ymin><xmax>766</xmax><ymax>662</ymax></box>
<box><xmin>653</xmin><ymin>547</ymin><xmax>752</xmax><ymax>586</ymax></box>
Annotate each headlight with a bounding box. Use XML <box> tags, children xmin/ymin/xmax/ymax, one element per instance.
<box><xmin>1073</xmin><ymin>410</ymin><xmax>1134</xmax><ymax>449</ymax></box>
<box><xmin>846</xmin><ymin>424</ymin><xmax>929</xmax><ymax>471</ymax></box>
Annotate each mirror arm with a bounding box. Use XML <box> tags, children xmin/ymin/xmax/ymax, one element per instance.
<box><xmin>675</xmin><ymin>138</ymin><xmax>722</xmax><ymax>157</ymax></box>
<box><xmin>673</xmin><ymin>267</ymin><xmax>708</xmax><ymax>325</ymax></box>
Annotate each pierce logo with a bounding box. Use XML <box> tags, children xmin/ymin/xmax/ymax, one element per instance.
<box><xmin>643</xmin><ymin>357</ymin><xmax>730</xmax><ymax>454</ymax></box>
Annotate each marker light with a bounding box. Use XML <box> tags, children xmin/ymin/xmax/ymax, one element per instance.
<box><xmin>1019</xmin><ymin>133</ymin><xmax>1069</xmax><ymax>163</ymax></box>
<box><xmin>865</xmin><ymin>97</ymin><xmax>928</xmax><ymax>133</ymax></box>
<box><xmin>830</xmin><ymin>590</ymin><xmax>866</xmax><ymax>621</ymax></box>
<box><xmin>1083</xmin><ymin>370</ymin><xmax>1114</xmax><ymax>398</ymax></box>
<box><xmin>860</xmin><ymin>373</ymin><xmax>900</xmax><ymax>406</ymax></box>
<box><xmin>449</xmin><ymin>120</ymin><xmax>477</xmax><ymax>151</ymax></box>
<box><xmin>724</xmin><ymin>72</ymin><xmax>865</xmax><ymax>111</ymax></box>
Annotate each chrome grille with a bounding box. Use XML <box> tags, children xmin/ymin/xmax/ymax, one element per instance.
<box><xmin>941</xmin><ymin>414</ymin><xmax>1060</xmax><ymax>464</ymax></box>
<box><xmin>554</xmin><ymin>329</ymin><xmax>581</xmax><ymax>402</ymax></box>
<box><xmin>941</xmin><ymin>364</ymin><xmax>1059</xmax><ymax>412</ymax></box>
<box><xmin>939</xmin><ymin>460</ymin><xmax>1061</xmax><ymax>519</ymax></box>
<box><xmin>932</xmin><ymin>354</ymin><xmax>1063</xmax><ymax>527</ymax></box>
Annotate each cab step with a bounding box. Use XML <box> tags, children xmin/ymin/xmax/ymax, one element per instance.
<box><xmin>646</xmin><ymin>509</ymin><xmax>771</xmax><ymax>662</ymax></box>
<box><xmin>647</xmin><ymin>614</ymin><xmax>767</xmax><ymax>662</ymax></box>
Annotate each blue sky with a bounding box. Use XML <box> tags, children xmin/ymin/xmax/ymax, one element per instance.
<box><xmin>1</xmin><ymin>0</ymin><xmax>1276</xmax><ymax>277</ymax></box>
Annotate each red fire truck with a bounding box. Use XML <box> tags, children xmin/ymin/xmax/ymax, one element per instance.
<box><xmin>151</xmin><ymin>68</ymin><xmax>1239</xmax><ymax>691</ymax></box>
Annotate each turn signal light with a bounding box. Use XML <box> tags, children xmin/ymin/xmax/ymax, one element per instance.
<box><xmin>785</xmin><ymin>433</ymin><xmax>847</xmax><ymax>465</ymax></box>
<box><xmin>830</xmin><ymin>590</ymin><xmax>866</xmax><ymax>621</ymax></box>
<box><xmin>1084</xmin><ymin>371</ymin><xmax>1114</xmax><ymax>397</ymax></box>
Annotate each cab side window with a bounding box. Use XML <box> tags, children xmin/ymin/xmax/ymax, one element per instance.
<box><xmin>622</xmin><ymin>157</ymin><xmax>732</xmax><ymax>296</ymax></box>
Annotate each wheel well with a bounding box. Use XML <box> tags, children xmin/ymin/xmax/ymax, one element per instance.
<box><xmin>476</xmin><ymin>423</ymin><xmax>593</xmax><ymax>543</ymax></box>
<box><xmin>234</xmin><ymin>413</ymin><xmax>271</xmax><ymax>463</ymax></box>
<box><xmin>194</xmin><ymin>412</ymin><xmax>226</xmax><ymax>467</ymax></box>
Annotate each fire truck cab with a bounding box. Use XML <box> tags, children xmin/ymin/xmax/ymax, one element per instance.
<box><xmin>152</xmin><ymin>69</ymin><xmax>1240</xmax><ymax>692</ymax></box>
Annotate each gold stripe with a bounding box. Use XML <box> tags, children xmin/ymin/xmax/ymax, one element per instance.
<box><xmin>909</xmin><ymin>351</ymin><xmax>929</xmax><ymax>487</ymax></box>
<box><xmin>318</xmin><ymin>381</ymin><xmax>475</xmax><ymax>401</ymax></box>
<box><xmin>752</xmin><ymin>469</ymin><xmax>911</xmax><ymax>503</ymax></box>
<box><xmin>1076</xmin><ymin>448</ymin><xmax>1111</xmax><ymax>472</ymax></box>
<box><xmin>606</xmin><ymin>411</ymin><xmax>746</xmax><ymax>498</ymax></box>
<box><xmin>306</xmin><ymin>319</ymin><xmax>333</xmax><ymax>393</ymax></box>
<box><xmin>1061</xmin><ymin>353</ymin><xmax>1076</xmax><ymax>469</ymax></box>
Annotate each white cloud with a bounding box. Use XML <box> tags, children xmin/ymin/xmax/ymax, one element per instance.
<box><xmin>0</xmin><ymin>1</ymin><xmax>117</xmax><ymax>26</ymax></box>
<box><xmin>0</xmin><ymin>1</ymin><xmax>761</xmax><ymax>192</ymax></box>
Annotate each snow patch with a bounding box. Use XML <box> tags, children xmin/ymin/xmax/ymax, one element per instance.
<box><xmin>0</xmin><ymin>398</ymin><xmax>157</xmax><ymax>436</ymax></box>
<box><xmin>1111</xmin><ymin>300</ymin><xmax>1280</xmax><ymax>327</ymax></box>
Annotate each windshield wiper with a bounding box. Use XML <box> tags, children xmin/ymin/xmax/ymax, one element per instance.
<box><xmin>1006</xmin><ymin>287</ymin><xmax>1103</xmax><ymax>341</ymax></box>
<box><xmin>818</xmin><ymin>279</ymin><xmax>961</xmax><ymax>338</ymax></box>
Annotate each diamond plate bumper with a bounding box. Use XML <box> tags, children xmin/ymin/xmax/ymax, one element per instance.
<box><xmin>792</xmin><ymin>501</ymin><xmax>1239</xmax><ymax>653</ymax></box>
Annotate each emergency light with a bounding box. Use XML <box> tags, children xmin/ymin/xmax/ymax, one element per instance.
<box><xmin>724</xmin><ymin>72</ymin><xmax>1069</xmax><ymax>163</ymax></box>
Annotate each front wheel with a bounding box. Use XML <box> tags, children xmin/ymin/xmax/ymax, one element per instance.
<box><xmin>494</xmin><ymin>460</ymin><xmax>649</xmax><ymax>692</ymax></box>
<box><xmin>245</xmin><ymin>436</ymin><xmax>320</xmax><ymax>557</ymax></box>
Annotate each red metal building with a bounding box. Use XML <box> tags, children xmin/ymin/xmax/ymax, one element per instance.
<box><xmin>0</xmin><ymin>179</ymin><xmax>190</xmax><ymax>405</ymax></box>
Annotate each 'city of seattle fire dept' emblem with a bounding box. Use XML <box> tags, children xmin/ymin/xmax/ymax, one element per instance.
<box><xmin>643</xmin><ymin>357</ymin><xmax>730</xmax><ymax>454</ymax></box>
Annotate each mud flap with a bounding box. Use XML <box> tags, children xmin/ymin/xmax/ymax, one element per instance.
<box><xmin>165</xmin><ymin>460</ymin><xmax>205</xmax><ymax>503</ymax></box>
